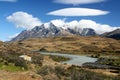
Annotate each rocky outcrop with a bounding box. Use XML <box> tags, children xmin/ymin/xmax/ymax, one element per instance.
<box><xmin>81</xmin><ymin>28</ymin><xmax>97</xmax><ymax>36</ymax></box>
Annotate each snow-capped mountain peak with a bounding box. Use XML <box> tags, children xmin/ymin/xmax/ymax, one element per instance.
<box><xmin>11</xmin><ymin>23</ymin><xmax>97</xmax><ymax>41</ymax></box>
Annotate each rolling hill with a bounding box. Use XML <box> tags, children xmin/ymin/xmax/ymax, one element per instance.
<box><xmin>13</xmin><ymin>36</ymin><xmax>120</xmax><ymax>55</ymax></box>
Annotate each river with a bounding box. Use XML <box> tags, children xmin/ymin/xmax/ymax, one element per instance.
<box><xmin>40</xmin><ymin>52</ymin><xmax>97</xmax><ymax>66</ymax></box>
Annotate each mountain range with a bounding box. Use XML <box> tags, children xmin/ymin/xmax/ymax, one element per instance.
<box><xmin>11</xmin><ymin>22</ymin><xmax>97</xmax><ymax>41</ymax></box>
<box><xmin>11</xmin><ymin>22</ymin><xmax>120</xmax><ymax>41</ymax></box>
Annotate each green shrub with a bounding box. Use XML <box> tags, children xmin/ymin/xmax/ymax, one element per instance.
<box><xmin>49</xmin><ymin>55</ymin><xmax>70</xmax><ymax>62</ymax></box>
<box><xmin>55</xmin><ymin>66</ymin><xmax>67</xmax><ymax>76</ymax></box>
<box><xmin>14</xmin><ymin>58</ymin><xmax>28</xmax><ymax>69</ymax></box>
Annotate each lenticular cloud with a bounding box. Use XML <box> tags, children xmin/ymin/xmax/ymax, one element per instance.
<box><xmin>47</xmin><ymin>8</ymin><xmax>109</xmax><ymax>16</ymax></box>
<box><xmin>53</xmin><ymin>0</ymin><xmax>105</xmax><ymax>5</ymax></box>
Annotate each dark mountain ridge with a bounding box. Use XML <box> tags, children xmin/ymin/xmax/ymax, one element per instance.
<box><xmin>101</xmin><ymin>29</ymin><xmax>120</xmax><ymax>40</ymax></box>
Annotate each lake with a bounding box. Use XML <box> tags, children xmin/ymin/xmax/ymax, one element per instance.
<box><xmin>40</xmin><ymin>52</ymin><xmax>97</xmax><ymax>66</ymax></box>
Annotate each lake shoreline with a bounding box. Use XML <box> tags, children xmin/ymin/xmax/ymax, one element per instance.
<box><xmin>39</xmin><ymin>51</ymin><xmax>120</xmax><ymax>73</ymax></box>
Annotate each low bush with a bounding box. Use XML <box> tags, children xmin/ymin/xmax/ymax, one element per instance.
<box><xmin>37</xmin><ymin>65</ymin><xmax>120</xmax><ymax>80</ymax></box>
<box><xmin>37</xmin><ymin>65</ymin><xmax>54</xmax><ymax>76</ymax></box>
<box><xmin>32</xmin><ymin>54</ymin><xmax>43</xmax><ymax>66</ymax></box>
<box><xmin>49</xmin><ymin>55</ymin><xmax>70</xmax><ymax>62</ymax></box>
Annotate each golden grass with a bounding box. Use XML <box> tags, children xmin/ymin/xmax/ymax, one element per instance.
<box><xmin>0</xmin><ymin>71</ymin><xmax>42</xmax><ymax>80</ymax></box>
<box><xmin>13</xmin><ymin>36</ymin><xmax>120</xmax><ymax>55</ymax></box>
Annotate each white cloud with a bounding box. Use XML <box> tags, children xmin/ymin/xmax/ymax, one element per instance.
<box><xmin>7</xmin><ymin>11</ymin><xmax>42</xmax><ymax>30</ymax></box>
<box><xmin>51</xmin><ymin>19</ymin><xmax>65</xmax><ymax>26</ymax></box>
<box><xmin>0</xmin><ymin>0</ymin><xmax>17</xmax><ymax>2</ymax></box>
<box><xmin>49</xmin><ymin>19</ymin><xmax>120</xmax><ymax>34</ymax></box>
<box><xmin>66</xmin><ymin>20</ymin><xmax>78</xmax><ymax>29</ymax></box>
<box><xmin>47</xmin><ymin>8</ymin><xmax>109</xmax><ymax>16</ymax></box>
<box><xmin>53</xmin><ymin>0</ymin><xmax>105</xmax><ymax>5</ymax></box>
<box><xmin>43</xmin><ymin>19</ymin><xmax>67</xmax><ymax>29</ymax></box>
<box><xmin>51</xmin><ymin>19</ymin><xmax>67</xmax><ymax>29</ymax></box>
<box><xmin>8</xmin><ymin>33</ymin><xmax>19</xmax><ymax>40</ymax></box>
<box><xmin>76</xmin><ymin>19</ymin><xmax>119</xmax><ymax>34</ymax></box>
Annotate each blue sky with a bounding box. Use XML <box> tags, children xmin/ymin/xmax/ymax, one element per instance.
<box><xmin>0</xmin><ymin>0</ymin><xmax>120</xmax><ymax>41</ymax></box>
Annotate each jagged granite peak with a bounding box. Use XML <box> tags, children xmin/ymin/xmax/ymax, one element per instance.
<box><xmin>101</xmin><ymin>28</ymin><xmax>120</xmax><ymax>40</ymax></box>
<box><xmin>81</xmin><ymin>28</ymin><xmax>97</xmax><ymax>36</ymax></box>
<box><xmin>48</xmin><ymin>22</ymin><xmax>62</xmax><ymax>33</ymax></box>
<box><xmin>11</xmin><ymin>23</ymin><xmax>72</xmax><ymax>41</ymax></box>
<box><xmin>67</xmin><ymin>27</ymin><xmax>82</xmax><ymax>35</ymax></box>
<box><xmin>67</xmin><ymin>28</ymin><xmax>78</xmax><ymax>34</ymax></box>
<box><xmin>11</xmin><ymin>30</ymin><xmax>29</xmax><ymax>41</ymax></box>
<box><xmin>11</xmin><ymin>23</ymin><xmax>97</xmax><ymax>41</ymax></box>
<box><xmin>32</xmin><ymin>25</ymin><xmax>45</xmax><ymax>31</ymax></box>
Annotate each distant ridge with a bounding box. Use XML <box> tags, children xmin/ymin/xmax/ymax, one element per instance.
<box><xmin>101</xmin><ymin>29</ymin><xmax>120</xmax><ymax>40</ymax></box>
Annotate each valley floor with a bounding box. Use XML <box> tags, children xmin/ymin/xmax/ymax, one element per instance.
<box><xmin>1</xmin><ymin>36</ymin><xmax>120</xmax><ymax>80</ymax></box>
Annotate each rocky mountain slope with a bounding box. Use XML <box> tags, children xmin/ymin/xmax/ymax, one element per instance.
<box><xmin>101</xmin><ymin>29</ymin><xmax>120</xmax><ymax>40</ymax></box>
<box><xmin>11</xmin><ymin>22</ymin><xmax>97</xmax><ymax>41</ymax></box>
